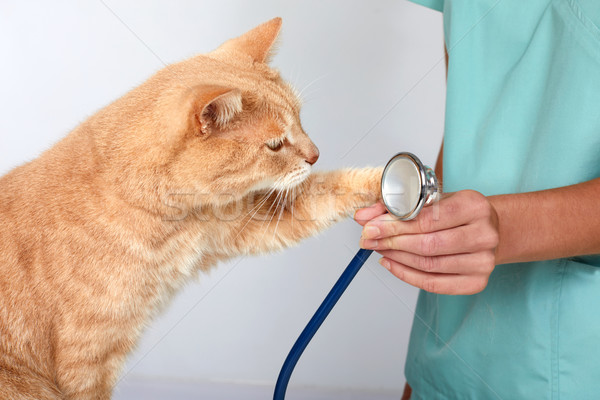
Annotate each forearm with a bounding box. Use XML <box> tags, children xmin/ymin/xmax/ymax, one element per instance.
<box><xmin>490</xmin><ymin>177</ymin><xmax>600</xmax><ymax>264</ymax></box>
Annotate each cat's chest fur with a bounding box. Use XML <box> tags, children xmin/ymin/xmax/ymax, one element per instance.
<box><xmin>133</xmin><ymin>215</ymin><xmax>235</xmax><ymax>313</ymax></box>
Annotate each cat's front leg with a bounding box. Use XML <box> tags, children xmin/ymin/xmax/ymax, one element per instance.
<box><xmin>233</xmin><ymin>167</ymin><xmax>382</xmax><ymax>254</ymax></box>
<box><xmin>290</xmin><ymin>167</ymin><xmax>383</xmax><ymax>227</ymax></box>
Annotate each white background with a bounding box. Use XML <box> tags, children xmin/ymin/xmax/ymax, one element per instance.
<box><xmin>0</xmin><ymin>0</ymin><xmax>445</xmax><ymax>397</ymax></box>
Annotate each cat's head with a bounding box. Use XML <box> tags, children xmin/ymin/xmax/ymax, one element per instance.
<box><xmin>101</xmin><ymin>18</ymin><xmax>318</xmax><ymax>211</ymax></box>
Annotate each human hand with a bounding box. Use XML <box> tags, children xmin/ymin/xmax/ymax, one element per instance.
<box><xmin>354</xmin><ymin>191</ymin><xmax>499</xmax><ymax>295</ymax></box>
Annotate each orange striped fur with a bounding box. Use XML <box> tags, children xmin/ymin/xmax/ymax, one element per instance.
<box><xmin>0</xmin><ymin>18</ymin><xmax>382</xmax><ymax>399</ymax></box>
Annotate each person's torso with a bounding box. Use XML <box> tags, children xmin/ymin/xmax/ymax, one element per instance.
<box><xmin>406</xmin><ymin>0</ymin><xmax>600</xmax><ymax>398</ymax></box>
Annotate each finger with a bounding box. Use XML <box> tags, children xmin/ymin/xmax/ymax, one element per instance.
<box><xmin>361</xmin><ymin>192</ymin><xmax>481</xmax><ymax>239</ymax></box>
<box><xmin>379</xmin><ymin>258</ymin><xmax>489</xmax><ymax>295</ymax></box>
<box><xmin>377</xmin><ymin>249</ymin><xmax>495</xmax><ymax>275</ymax></box>
<box><xmin>354</xmin><ymin>201</ymin><xmax>387</xmax><ymax>226</ymax></box>
<box><xmin>361</xmin><ymin>224</ymin><xmax>498</xmax><ymax>256</ymax></box>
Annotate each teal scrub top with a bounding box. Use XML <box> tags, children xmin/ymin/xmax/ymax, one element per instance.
<box><xmin>405</xmin><ymin>0</ymin><xmax>600</xmax><ymax>399</ymax></box>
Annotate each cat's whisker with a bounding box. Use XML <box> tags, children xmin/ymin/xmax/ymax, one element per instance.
<box><xmin>232</xmin><ymin>179</ymin><xmax>282</xmax><ymax>240</ymax></box>
<box><xmin>249</xmin><ymin>184</ymin><xmax>280</xmax><ymax>218</ymax></box>
<box><xmin>287</xmin><ymin>66</ymin><xmax>301</xmax><ymax>96</ymax></box>
<box><xmin>258</xmin><ymin>187</ymin><xmax>284</xmax><ymax>234</ymax></box>
<box><xmin>297</xmin><ymin>84</ymin><xmax>324</xmax><ymax>103</ymax></box>
<box><xmin>271</xmin><ymin>187</ymin><xmax>288</xmax><ymax>244</ymax></box>
<box><xmin>257</xmin><ymin>190</ymin><xmax>283</xmax><ymax>244</ymax></box>
<box><xmin>272</xmin><ymin>188</ymin><xmax>286</xmax><ymax>217</ymax></box>
<box><xmin>258</xmin><ymin>198</ymin><xmax>281</xmax><ymax>242</ymax></box>
<box><xmin>297</xmin><ymin>73</ymin><xmax>330</xmax><ymax>103</ymax></box>
<box><xmin>240</xmin><ymin>189</ymin><xmax>274</xmax><ymax>224</ymax></box>
<box><xmin>234</xmin><ymin>172</ymin><xmax>291</xmax><ymax>242</ymax></box>
<box><xmin>233</xmin><ymin>193</ymin><xmax>271</xmax><ymax>241</ymax></box>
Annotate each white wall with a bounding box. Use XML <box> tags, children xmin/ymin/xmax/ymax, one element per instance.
<box><xmin>0</xmin><ymin>0</ymin><xmax>445</xmax><ymax>395</ymax></box>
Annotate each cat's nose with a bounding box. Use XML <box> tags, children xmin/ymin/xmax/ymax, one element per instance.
<box><xmin>305</xmin><ymin>149</ymin><xmax>319</xmax><ymax>165</ymax></box>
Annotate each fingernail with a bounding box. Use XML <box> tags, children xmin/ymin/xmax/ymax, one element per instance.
<box><xmin>362</xmin><ymin>225</ymin><xmax>381</xmax><ymax>239</ymax></box>
<box><xmin>359</xmin><ymin>239</ymin><xmax>378</xmax><ymax>249</ymax></box>
<box><xmin>379</xmin><ymin>258</ymin><xmax>391</xmax><ymax>270</ymax></box>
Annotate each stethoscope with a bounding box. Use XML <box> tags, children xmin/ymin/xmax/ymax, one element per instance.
<box><xmin>273</xmin><ymin>152</ymin><xmax>441</xmax><ymax>400</ymax></box>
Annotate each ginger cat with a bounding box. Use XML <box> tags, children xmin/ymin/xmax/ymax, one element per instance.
<box><xmin>0</xmin><ymin>18</ymin><xmax>382</xmax><ymax>399</ymax></box>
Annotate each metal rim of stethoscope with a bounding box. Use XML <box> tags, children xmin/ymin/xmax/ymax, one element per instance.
<box><xmin>380</xmin><ymin>152</ymin><xmax>440</xmax><ymax>221</ymax></box>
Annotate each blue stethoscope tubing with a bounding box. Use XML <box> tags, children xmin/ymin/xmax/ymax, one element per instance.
<box><xmin>273</xmin><ymin>248</ymin><xmax>374</xmax><ymax>400</ymax></box>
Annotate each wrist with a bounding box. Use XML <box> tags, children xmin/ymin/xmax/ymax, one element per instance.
<box><xmin>488</xmin><ymin>194</ymin><xmax>520</xmax><ymax>265</ymax></box>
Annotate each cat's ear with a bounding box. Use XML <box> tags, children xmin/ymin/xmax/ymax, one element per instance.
<box><xmin>214</xmin><ymin>17</ymin><xmax>282</xmax><ymax>64</ymax></box>
<box><xmin>189</xmin><ymin>85</ymin><xmax>243</xmax><ymax>136</ymax></box>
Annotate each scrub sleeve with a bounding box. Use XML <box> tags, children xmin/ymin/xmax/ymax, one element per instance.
<box><xmin>405</xmin><ymin>0</ymin><xmax>600</xmax><ymax>398</ymax></box>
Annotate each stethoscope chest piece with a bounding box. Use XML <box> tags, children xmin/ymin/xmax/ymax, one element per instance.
<box><xmin>381</xmin><ymin>152</ymin><xmax>441</xmax><ymax>220</ymax></box>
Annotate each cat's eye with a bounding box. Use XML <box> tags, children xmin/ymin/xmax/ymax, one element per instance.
<box><xmin>266</xmin><ymin>138</ymin><xmax>285</xmax><ymax>151</ymax></box>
